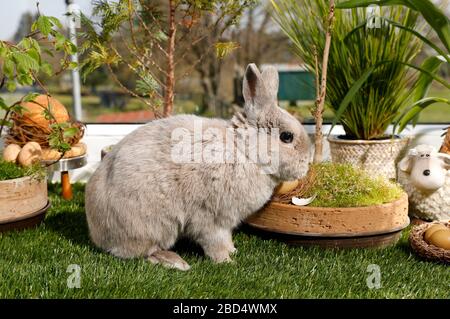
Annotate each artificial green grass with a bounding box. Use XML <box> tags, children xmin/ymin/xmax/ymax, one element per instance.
<box><xmin>0</xmin><ymin>160</ymin><xmax>45</xmax><ymax>181</ymax></box>
<box><xmin>304</xmin><ymin>163</ymin><xmax>404</xmax><ymax>207</ymax></box>
<box><xmin>0</xmin><ymin>183</ymin><xmax>448</xmax><ymax>298</ymax></box>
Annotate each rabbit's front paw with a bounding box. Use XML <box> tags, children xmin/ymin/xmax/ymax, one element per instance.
<box><xmin>208</xmin><ymin>249</ymin><xmax>233</xmax><ymax>264</ymax></box>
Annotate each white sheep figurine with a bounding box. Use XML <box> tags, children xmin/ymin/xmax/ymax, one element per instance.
<box><xmin>397</xmin><ymin>144</ymin><xmax>450</xmax><ymax>221</ymax></box>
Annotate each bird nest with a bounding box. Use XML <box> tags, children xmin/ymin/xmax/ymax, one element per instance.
<box><xmin>4</xmin><ymin>112</ymin><xmax>85</xmax><ymax>148</ymax></box>
<box><xmin>409</xmin><ymin>222</ymin><xmax>450</xmax><ymax>264</ymax></box>
<box><xmin>272</xmin><ymin>168</ymin><xmax>317</xmax><ymax>204</ymax></box>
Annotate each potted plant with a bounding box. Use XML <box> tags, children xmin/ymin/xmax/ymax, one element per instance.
<box><xmin>246</xmin><ymin>0</ymin><xmax>410</xmax><ymax>247</ymax></box>
<box><xmin>246</xmin><ymin>162</ymin><xmax>409</xmax><ymax>248</ymax></box>
<box><xmin>272</xmin><ymin>0</ymin><xmax>433</xmax><ymax>179</ymax></box>
<box><xmin>0</xmin><ymin>14</ymin><xmax>80</xmax><ymax>231</ymax></box>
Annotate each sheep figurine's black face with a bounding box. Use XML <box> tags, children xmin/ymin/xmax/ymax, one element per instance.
<box><xmin>399</xmin><ymin>145</ymin><xmax>450</xmax><ymax>192</ymax></box>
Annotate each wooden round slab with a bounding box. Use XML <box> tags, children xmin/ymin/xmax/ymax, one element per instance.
<box><xmin>245</xmin><ymin>193</ymin><xmax>409</xmax><ymax>248</ymax></box>
<box><xmin>0</xmin><ymin>176</ymin><xmax>48</xmax><ymax>222</ymax></box>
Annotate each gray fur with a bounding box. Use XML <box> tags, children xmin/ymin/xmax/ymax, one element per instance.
<box><xmin>85</xmin><ymin>64</ymin><xmax>310</xmax><ymax>269</ymax></box>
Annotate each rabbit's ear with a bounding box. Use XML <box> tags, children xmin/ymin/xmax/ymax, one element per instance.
<box><xmin>243</xmin><ymin>64</ymin><xmax>272</xmax><ymax>117</ymax></box>
<box><xmin>261</xmin><ymin>66</ymin><xmax>279</xmax><ymax>101</ymax></box>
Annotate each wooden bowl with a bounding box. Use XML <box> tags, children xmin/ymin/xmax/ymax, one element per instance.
<box><xmin>245</xmin><ymin>192</ymin><xmax>409</xmax><ymax>248</ymax></box>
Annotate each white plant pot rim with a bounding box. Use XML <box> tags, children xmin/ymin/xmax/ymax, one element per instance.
<box><xmin>327</xmin><ymin>135</ymin><xmax>410</xmax><ymax>145</ymax></box>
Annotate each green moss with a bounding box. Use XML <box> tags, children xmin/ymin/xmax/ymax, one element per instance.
<box><xmin>0</xmin><ymin>159</ymin><xmax>45</xmax><ymax>181</ymax></box>
<box><xmin>304</xmin><ymin>162</ymin><xmax>404</xmax><ymax>208</ymax></box>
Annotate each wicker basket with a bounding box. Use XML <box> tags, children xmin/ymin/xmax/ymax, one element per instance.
<box><xmin>328</xmin><ymin>135</ymin><xmax>410</xmax><ymax>179</ymax></box>
<box><xmin>409</xmin><ymin>222</ymin><xmax>450</xmax><ymax>264</ymax></box>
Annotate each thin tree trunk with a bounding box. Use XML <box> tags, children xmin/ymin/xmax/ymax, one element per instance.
<box><xmin>163</xmin><ymin>0</ymin><xmax>176</xmax><ymax>117</ymax></box>
<box><xmin>313</xmin><ymin>0</ymin><xmax>335</xmax><ymax>163</ymax></box>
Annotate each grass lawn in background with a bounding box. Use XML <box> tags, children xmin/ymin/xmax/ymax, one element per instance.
<box><xmin>0</xmin><ymin>183</ymin><xmax>448</xmax><ymax>298</ymax></box>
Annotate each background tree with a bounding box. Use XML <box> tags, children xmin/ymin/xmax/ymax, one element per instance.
<box><xmin>185</xmin><ymin>0</ymin><xmax>294</xmax><ymax>116</ymax></box>
<box><xmin>81</xmin><ymin>0</ymin><xmax>254</xmax><ymax>117</ymax></box>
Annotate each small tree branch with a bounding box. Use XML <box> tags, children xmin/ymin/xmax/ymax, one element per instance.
<box><xmin>313</xmin><ymin>0</ymin><xmax>335</xmax><ymax>164</ymax></box>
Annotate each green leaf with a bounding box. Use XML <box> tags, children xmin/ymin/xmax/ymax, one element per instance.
<box><xmin>54</xmin><ymin>32</ymin><xmax>66</xmax><ymax>50</ymax></box>
<box><xmin>3</xmin><ymin>59</ymin><xmax>14</xmax><ymax>78</ymax></box>
<box><xmin>33</xmin><ymin>16</ymin><xmax>53</xmax><ymax>36</ymax></box>
<box><xmin>23</xmin><ymin>92</ymin><xmax>40</xmax><ymax>102</ymax></box>
<box><xmin>336</xmin><ymin>0</ymin><xmax>450</xmax><ymax>53</ymax></box>
<box><xmin>27</xmin><ymin>48</ymin><xmax>41</xmax><ymax>65</ymax></box>
<box><xmin>0</xmin><ymin>46</ymin><xmax>7</xmax><ymax>58</ymax></box>
<box><xmin>0</xmin><ymin>97</ymin><xmax>7</xmax><ymax>110</ymax></box>
<box><xmin>68</xmin><ymin>62</ymin><xmax>78</xmax><ymax>69</ymax></box>
<box><xmin>63</xmin><ymin>127</ymin><xmax>78</xmax><ymax>139</ymax></box>
<box><xmin>215</xmin><ymin>42</ymin><xmax>239</xmax><ymax>59</ymax></box>
<box><xmin>0</xmin><ymin>119</ymin><xmax>13</xmax><ymax>128</ymax></box>
<box><xmin>65</xmin><ymin>41</ymin><xmax>78</xmax><ymax>55</ymax></box>
<box><xmin>42</xmin><ymin>48</ymin><xmax>54</xmax><ymax>57</ymax></box>
<box><xmin>6</xmin><ymin>80</ymin><xmax>16</xmax><ymax>92</ymax></box>
<box><xmin>12</xmin><ymin>104</ymin><xmax>26</xmax><ymax>114</ymax></box>
<box><xmin>17</xmin><ymin>73</ymin><xmax>33</xmax><ymax>86</ymax></box>
<box><xmin>396</xmin><ymin>97</ymin><xmax>450</xmax><ymax>133</ymax></box>
<box><xmin>47</xmin><ymin>16</ymin><xmax>63</xmax><ymax>29</ymax></box>
<box><xmin>11</xmin><ymin>51</ymin><xmax>40</xmax><ymax>73</ymax></box>
<box><xmin>40</xmin><ymin>61</ymin><xmax>53</xmax><ymax>76</ymax></box>
<box><xmin>29</xmin><ymin>38</ymin><xmax>41</xmax><ymax>54</ymax></box>
<box><xmin>412</xmin><ymin>56</ymin><xmax>445</xmax><ymax>103</ymax></box>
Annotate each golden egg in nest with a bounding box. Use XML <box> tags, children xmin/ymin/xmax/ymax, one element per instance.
<box><xmin>427</xmin><ymin>229</ymin><xmax>450</xmax><ymax>250</ymax></box>
<box><xmin>20</xmin><ymin>95</ymin><xmax>69</xmax><ymax>130</ymax></box>
<box><xmin>275</xmin><ymin>180</ymin><xmax>299</xmax><ymax>195</ymax></box>
<box><xmin>424</xmin><ymin>224</ymin><xmax>448</xmax><ymax>242</ymax></box>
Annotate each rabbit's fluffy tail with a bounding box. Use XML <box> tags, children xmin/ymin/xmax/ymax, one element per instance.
<box><xmin>148</xmin><ymin>249</ymin><xmax>191</xmax><ymax>271</ymax></box>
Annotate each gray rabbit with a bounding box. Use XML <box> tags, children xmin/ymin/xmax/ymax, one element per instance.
<box><xmin>85</xmin><ymin>64</ymin><xmax>310</xmax><ymax>270</ymax></box>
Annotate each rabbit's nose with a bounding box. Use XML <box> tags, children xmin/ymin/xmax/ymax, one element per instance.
<box><xmin>423</xmin><ymin>169</ymin><xmax>431</xmax><ymax>176</ymax></box>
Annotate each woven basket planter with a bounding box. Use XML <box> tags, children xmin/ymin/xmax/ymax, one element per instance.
<box><xmin>409</xmin><ymin>222</ymin><xmax>450</xmax><ymax>264</ymax></box>
<box><xmin>328</xmin><ymin>135</ymin><xmax>410</xmax><ymax>179</ymax></box>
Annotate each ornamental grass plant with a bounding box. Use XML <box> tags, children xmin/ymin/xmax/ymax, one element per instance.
<box><xmin>272</xmin><ymin>0</ymin><xmax>425</xmax><ymax>139</ymax></box>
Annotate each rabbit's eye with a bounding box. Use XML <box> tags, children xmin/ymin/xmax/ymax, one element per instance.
<box><xmin>280</xmin><ymin>131</ymin><xmax>294</xmax><ymax>143</ymax></box>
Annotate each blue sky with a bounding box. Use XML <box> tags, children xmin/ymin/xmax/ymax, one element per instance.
<box><xmin>0</xmin><ymin>0</ymin><xmax>93</xmax><ymax>40</ymax></box>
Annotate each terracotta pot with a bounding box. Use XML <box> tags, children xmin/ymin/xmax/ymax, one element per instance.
<box><xmin>0</xmin><ymin>176</ymin><xmax>48</xmax><ymax>229</ymax></box>
<box><xmin>245</xmin><ymin>193</ymin><xmax>409</xmax><ymax>248</ymax></box>
<box><xmin>328</xmin><ymin>135</ymin><xmax>410</xmax><ymax>179</ymax></box>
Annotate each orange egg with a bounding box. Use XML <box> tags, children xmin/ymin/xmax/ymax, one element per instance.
<box><xmin>428</xmin><ymin>229</ymin><xmax>450</xmax><ymax>250</ymax></box>
<box><xmin>424</xmin><ymin>224</ymin><xmax>448</xmax><ymax>243</ymax></box>
<box><xmin>20</xmin><ymin>95</ymin><xmax>69</xmax><ymax>131</ymax></box>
